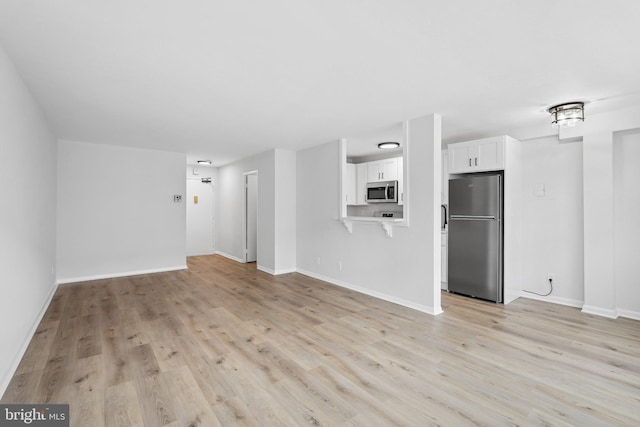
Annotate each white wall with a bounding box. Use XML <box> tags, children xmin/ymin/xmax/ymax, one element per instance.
<box><xmin>57</xmin><ymin>141</ymin><xmax>187</xmax><ymax>282</ymax></box>
<box><xmin>520</xmin><ymin>135</ymin><xmax>584</xmax><ymax>306</ymax></box>
<box><xmin>613</xmin><ymin>129</ymin><xmax>640</xmax><ymax>319</ymax></box>
<box><xmin>0</xmin><ymin>46</ymin><xmax>57</xmax><ymax>396</ymax></box>
<box><xmin>296</xmin><ymin>115</ymin><xmax>442</xmax><ymax>314</ymax></box>
<box><xmin>524</xmin><ymin>105</ymin><xmax>640</xmax><ymax>319</ymax></box>
<box><xmin>216</xmin><ymin>149</ymin><xmax>296</xmax><ymax>274</ymax></box>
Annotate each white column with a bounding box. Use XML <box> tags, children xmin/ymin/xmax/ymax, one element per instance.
<box><xmin>582</xmin><ymin>131</ymin><xmax>617</xmax><ymax>317</ymax></box>
<box><xmin>407</xmin><ymin>114</ymin><xmax>443</xmax><ymax>315</ymax></box>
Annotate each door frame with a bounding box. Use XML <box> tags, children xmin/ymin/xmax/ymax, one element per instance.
<box><xmin>242</xmin><ymin>170</ymin><xmax>258</xmax><ymax>263</ymax></box>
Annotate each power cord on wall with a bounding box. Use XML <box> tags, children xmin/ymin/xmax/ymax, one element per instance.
<box><xmin>523</xmin><ymin>278</ymin><xmax>553</xmax><ymax>297</ymax></box>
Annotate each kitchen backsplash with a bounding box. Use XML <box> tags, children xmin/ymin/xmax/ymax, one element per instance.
<box><xmin>347</xmin><ymin>204</ymin><xmax>404</xmax><ymax>218</ymax></box>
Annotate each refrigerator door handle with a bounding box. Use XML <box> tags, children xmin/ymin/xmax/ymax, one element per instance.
<box><xmin>450</xmin><ymin>215</ymin><xmax>496</xmax><ymax>220</ymax></box>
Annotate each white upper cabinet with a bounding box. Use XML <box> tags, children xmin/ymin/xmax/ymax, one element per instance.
<box><xmin>367</xmin><ymin>157</ymin><xmax>399</xmax><ymax>182</ymax></box>
<box><xmin>355</xmin><ymin>163</ymin><xmax>368</xmax><ymax>205</ymax></box>
<box><xmin>345</xmin><ymin>163</ymin><xmax>357</xmax><ymax>205</ymax></box>
<box><xmin>397</xmin><ymin>157</ymin><xmax>404</xmax><ymax>205</ymax></box>
<box><xmin>345</xmin><ymin>163</ymin><xmax>368</xmax><ymax>206</ymax></box>
<box><xmin>448</xmin><ymin>136</ymin><xmax>506</xmax><ymax>174</ymax></box>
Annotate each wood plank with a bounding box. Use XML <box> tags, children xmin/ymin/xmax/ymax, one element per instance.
<box><xmin>104</xmin><ymin>381</ymin><xmax>144</xmax><ymax>427</ymax></box>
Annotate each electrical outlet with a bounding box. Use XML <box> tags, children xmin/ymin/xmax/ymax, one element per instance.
<box><xmin>547</xmin><ymin>273</ymin><xmax>555</xmax><ymax>281</ymax></box>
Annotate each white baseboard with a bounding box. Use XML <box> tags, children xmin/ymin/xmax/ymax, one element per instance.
<box><xmin>214</xmin><ymin>251</ymin><xmax>243</xmax><ymax>263</ymax></box>
<box><xmin>521</xmin><ymin>294</ymin><xmax>640</xmax><ymax>321</ymax></box>
<box><xmin>257</xmin><ymin>265</ymin><xmax>296</xmax><ymax>276</ymax></box>
<box><xmin>57</xmin><ymin>265</ymin><xmax>188</xmax><ymax>284</ymax></box>
<box><xmin>617</xmin><ymin>309</ymin><xmax>640</xmax><ymax>321</ymax></box>
<box><xmin>187</xmin><ymin>251</ymin><xmax>216</xmax><ymax>257</ymax></box>
<box><xmin>1</xmin><ymin>280</ymin><xmax>58</xmax><ymax>398</ymax></box>
<box><xmin>581</xmin><ymin>305</ymin><xmax>618</xmax><ymax>319</ymax></box>
<box><xmin>296</xmin><ymin>269</ymin><xmax>441</xmax><ymax>316</ymax></box>
<box><xmin>520</xmin><ymin>293</ymin><xmax>584</xmax><ymax>308</ymax></box>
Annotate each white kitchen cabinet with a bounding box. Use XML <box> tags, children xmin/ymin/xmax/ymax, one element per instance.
<box><xmin>441</xmin><ymin>232</ymin><xmax>448</xmax><ymax>289</ymax></box>
<box><xmin>397</xmin><ymin>157</ymin><xmax>404</xmax><ymax>205</ymax></box>
<box><xmin>346</xmin><ymin>163</ymin><xmax>368</xmax><ymax>206</ymax></box>
<box><xmin>367</xmin><ymin>157</ymin><xmax>399</xmax><ymax>182</ymax></box>
<box><xmin>448</xmin><ymin>136</ymin><xmax>506</xmax><ymax>174</ymax></box>
<box><xmin>345</xmin><ymin>163</ymin><xmax>356</xmax><ymax>205</ymax></box>
<box><xmin>355</xmin><ymin>163</ymin><xmax>367</xmax><ymax>205</ymax></box>
<box><xmin>442</xmin><ymin>151</ymin><xmax>449</xmax><ymax>204</ymax></box>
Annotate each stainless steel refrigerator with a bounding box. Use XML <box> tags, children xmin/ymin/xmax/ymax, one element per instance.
<box><xmin>448</xmin><ymin>173</ymin><xmax>503</xmax><ymax>303</ymax></box>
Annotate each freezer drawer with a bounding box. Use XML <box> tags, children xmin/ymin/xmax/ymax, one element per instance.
<box><xmin>448</xmin><ymin>218</ymin><xmax>502</xmax><ymax>302</ymax></box>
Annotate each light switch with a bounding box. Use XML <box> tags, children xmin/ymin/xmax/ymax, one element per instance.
<box><xmin>534</xmin><ymin>183</ymin><xmax>545</xmax><ymax>197</ymax></box>
<box><xmin>194</xmin><ymin>195</ymin><xmax>199</xmax><ymax>204</ymax></box>
<box><xmin>193</xmin><ymin>167</ymin><xmax>199</xmax><ymax>175</ymax></box>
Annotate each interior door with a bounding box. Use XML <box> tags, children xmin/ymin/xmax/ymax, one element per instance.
<box><xmin>186</xmin><ymin>179</ymin><xmax>214</xmax><ymax>256</ymax></box>
<box><xmin>245</xmin><ymin>173</ymin><xmax>258</xmax><ymax>263</ymax></box>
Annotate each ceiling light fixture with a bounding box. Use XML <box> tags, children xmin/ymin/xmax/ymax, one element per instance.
<box><xmin>547</xmin><ymin>102</ymin><xmax>584</xmax><ymax>127</ymax></box>
<box><xmin>378</xmin><ymin>142</ymin><xmax>400</xmax><ymax>149</ymax></box>
<box><xmin>197</xmin><ymin>160</ymin><xmax>212</xmax><ymax>165</ymax></box>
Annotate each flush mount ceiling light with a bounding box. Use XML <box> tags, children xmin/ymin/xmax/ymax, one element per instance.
<box><xmin>548</xmin><ymin>102</ymin><xmax>584</xmax><ymax>127</ymax></box>
<box><xmin>378</xmin><ymin>141</ymin><xmax>400</xmax><ymax>149</ymax></box>
<box><xmin>197</xmin><ymin>160</ymin><xmax>212</xmax><ymax>165</ymax></box>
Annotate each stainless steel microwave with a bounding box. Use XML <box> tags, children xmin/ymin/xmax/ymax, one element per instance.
<box><xmin>366</xmin><ymin>180</ymin><xmax>398</xmax><ymax>203</ymax></box>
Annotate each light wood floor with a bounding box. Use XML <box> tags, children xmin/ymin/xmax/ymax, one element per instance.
<box><xmin>2</xmin><ymin>255</ymin><xmax>639</xmax><ymax>426</ymax></box>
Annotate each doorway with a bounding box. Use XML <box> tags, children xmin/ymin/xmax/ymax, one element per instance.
<box><xmin>186</xmin><ymin>178</ymin><xmax>215</xmax><ymax>256</ymax></box>
<box><xmin>243</xmin><ymin>171</ymin><xmax>258</xmax><ymax>263</ymax></box>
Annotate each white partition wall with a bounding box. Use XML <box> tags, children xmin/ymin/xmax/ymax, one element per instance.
<box><xmin>0</xmin><ymin>46</ymin><xmax>58</xmax><ymax>396</ymax></box>
<box><xmin>296</xmin><ymin>115</ymin><xmax>443</xmax><ymax>315</ymax></box>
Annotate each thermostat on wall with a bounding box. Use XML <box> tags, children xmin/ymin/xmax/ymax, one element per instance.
<box><xmin>173</xmin><ymin>195</ymin><xmax>182</xmax><ymax>202</ymax></box>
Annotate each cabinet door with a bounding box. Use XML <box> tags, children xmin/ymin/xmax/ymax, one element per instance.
<box><xmin>441</xmin><ymin>244</ymin><xmax>448</xmax><ymax>287</ymax></box>
<box><xmin>367</xmin><ymin>162</ymin><xmax>382</xmax><ymax>182</ymax></box>
<box><xmin>397</xmin><ymin>158</ymin><xmax>404</xmax><ymax>205</ymax></box>
<box><xmin>381</xmin><ymin>158</ymin><xmax>398</xmax><ymax>181</ymax></box>
<box><xmin>476</xmin><ymin>138</ymin><xmax>504</xmax><ymax>171</ymax></box>
<box><xmin>448</xmin><ymin>143</ymin><xmax>474</xmax><ymax>173</ymax></box>
<box><xmin>345</xmin><ymin>163</ymin><xmax>356</xmax><ymax>205</ymax></box>
<box><xmin>356</xmin><ymin>163</ymin><xmax>367</xmax><ymax>205</ymax></box>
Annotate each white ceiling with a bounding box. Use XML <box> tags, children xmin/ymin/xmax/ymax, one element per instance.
<box><xmin>1</xmin><ymin>0</ymin><xmax>639</xmax><ymax>166</ymax></box>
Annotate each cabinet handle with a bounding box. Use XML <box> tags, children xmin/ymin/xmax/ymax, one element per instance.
<box><xmin>475</xmin><ymin>157</ymin><xmax>478</xmax><ymax>166</ymax></box>
<box><xmin>381</xmin><ymin>172</ymin><xmax>384</xmax><ymax>179</ymax></box>
<box><xmin>469</xmin><ymin>158</ymin><xmax>472</xmax><ymax>167</ymax></box>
